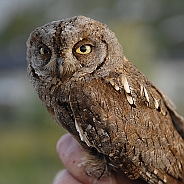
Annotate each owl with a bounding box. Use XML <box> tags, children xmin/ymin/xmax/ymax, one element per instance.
<box><xmin>27</xmin><ymin>16</ymin><xmax>184</xmax><ymax>184</ymax></box>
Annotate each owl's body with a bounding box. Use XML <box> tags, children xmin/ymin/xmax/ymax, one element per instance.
<box><xmin>27</xmin><ymin>16</ymin><xmax>184</xmax><ymax>184</ymax></box>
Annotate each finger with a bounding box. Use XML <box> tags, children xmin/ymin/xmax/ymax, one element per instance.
<box><xmin>56</xmin><ymin>133</ymin><xmax>117</xmax><ymax>184</ymax></box>
<box><xmin>56</xmin><ymin>134</ymin><xmax>85</xmax><ymax>180</ymax></box>
<box><xmin>52</xmin><ymin>169</ymin><xmax>82</xmax><ymax>184</ymax></box>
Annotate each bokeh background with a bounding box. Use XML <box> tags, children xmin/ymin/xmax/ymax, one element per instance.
<box><xmin>0</xmin><ymin>0</ymin><xmax>184</xmax><ymax>184</ymax></box>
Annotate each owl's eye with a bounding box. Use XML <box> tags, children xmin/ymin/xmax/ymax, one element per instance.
<box><xmin>75</xmin><ymin>45</ymin><xmax>92</xmax><ymax>55</ymax></box>
<box><xmin>39</xmin><ymin>46</ymin><xmax>50</xmax><ymax>55</ymax></box>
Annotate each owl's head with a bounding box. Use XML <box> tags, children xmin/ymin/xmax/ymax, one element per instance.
<box><xmin>27</xmin><ymin>16</ymin><xmax>124</xmax><ymax>84</ymax></box>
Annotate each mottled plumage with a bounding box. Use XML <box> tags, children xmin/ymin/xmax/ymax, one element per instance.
<box><xmin>27</xmin><ymin>16</ymin><xmax>184</xmax><ymax>184</ymax></box>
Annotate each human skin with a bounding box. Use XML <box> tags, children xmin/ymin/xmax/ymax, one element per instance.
<box><xmin>53</xmin><ymin>133</ymin><xmax>147</xmax><ymax>184</ymax></box>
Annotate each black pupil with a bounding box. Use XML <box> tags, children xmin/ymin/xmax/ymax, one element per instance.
<box><xmin>43</xmin><ymin>47</ymin><xmax>49</xmax><ymax>54</ymax></box>
<box><xmin>80</xmin><ymin>45</ymin><xmax>87</xmax><ymax>52</ymax></box>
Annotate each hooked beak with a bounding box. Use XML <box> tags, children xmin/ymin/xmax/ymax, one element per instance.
<box><xmin>56</xmin><ymin>58</ymin><xmax>64</xmax><ymax>78</ymax></box>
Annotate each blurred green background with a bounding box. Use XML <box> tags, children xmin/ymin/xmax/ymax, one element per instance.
<box><xmin>0</xmin><ymin>0</ymin><xmax>184</xmax><ymax>184</ymax></box>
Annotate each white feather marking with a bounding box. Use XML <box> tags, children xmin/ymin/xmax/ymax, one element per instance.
<box><xmin>154</xmin><ymin>98</ymin><xmax>159</xmax><ymax>109</ymax></box>
<box><xmin>143</xmin><ymin>87</ymin><xmax>149</xmax><ymax>103</ymax></box>
<box><xmin>109</xmin><ymin>78</ymin><xmax>115</xmax><ymax>86</ymax></box>
<box><xmin>154</xmin><ymin>169</ymin><xmax>158</xmax><ymax>175</ymax></box>
<box><xmin>114</xmin><ymin>84</ymin><xmax>120</xmax><ymax>91</ymax></box>
<box><xmin>163</xmin><ymin>175</ymin><xmax>167</xmax><ymax>183</ymax></box>
<box><xmin>161</xmin><ymin>109</ymin><xmax>166</xmax><ymax>116</ymax></box>
<box><xmin>126</xmin><ymin>94</ymin><xmax>134</xmax><ymax>105</ymax></box>
<box><xmin>75</xmin><ymin>120</ymin><xmax>92</xmax><ymax>147</ymax></box>
<box><xmin>108</xmin><ymin>78</ymin><xmax>120</xmax><ymax>91</ymax></box>
<box><xmin>140</xmin><ymin>85</ymin><xmax>144</xmax><ymax>96</ymax></box>
<box><xmin>121</xmin><ymin>75</ymin><xmax>131</xmax><ymax>93</ymax></box>
<box><xmin>146</xmin><ymin>172</ymin><xmax>151</xmax><ymax>178</ymax></box>
<box><xmin>75</xmin><ymin>120</ymin><xmax>84</xmax><ymax>142</ymax></box>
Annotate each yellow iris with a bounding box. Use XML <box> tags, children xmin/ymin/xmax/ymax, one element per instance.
<box><xmin>76</xmin><ymin>45</ymin><xmax>92</xmax><ymax>55</ymax></box>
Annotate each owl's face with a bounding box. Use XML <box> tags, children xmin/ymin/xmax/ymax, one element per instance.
<box><xmin>27</xmin><ymin>16</ymin><xmax>123</xmax><ymax>83</ymax></box>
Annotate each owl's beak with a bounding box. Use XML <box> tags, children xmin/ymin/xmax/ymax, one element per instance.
<box><xmin>56</xmin><ymin>58</ymin><xmax>64</xmax><ymax>78</ymax></box>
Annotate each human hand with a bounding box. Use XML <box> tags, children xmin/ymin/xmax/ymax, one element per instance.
<box><xmin>53</xmin><ymin>133</ymin><xmax>147</xmax><ymax>184</ymax></box>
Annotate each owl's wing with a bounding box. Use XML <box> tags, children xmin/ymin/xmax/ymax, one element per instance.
<box><xmin>69</xmin><ymin>77</ymin><xmax>142</xmax><ymax>179</ymax></box>
<box><xmin>69</xmin><ymin>77</ymin><xmax>122</xmax><ymax>152</ymax></box>
<box><xmin>115</xmin><ymin>57</ymin><xmax>184</xmax><ymax>140</ymax></box>
<box><xmin>157</xmin><ymin>90</ymin><xmax>184</xmax><ymax>139</ymax></box>
<box><xmin>70</xmin><ymin>75</ymin><xmax>184</xmax><ymax>184</ymax></box>
<box><xmin>69</xmin><ymin>62</ymin><xmax>184</xmax><ymax>183</ymax></box>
